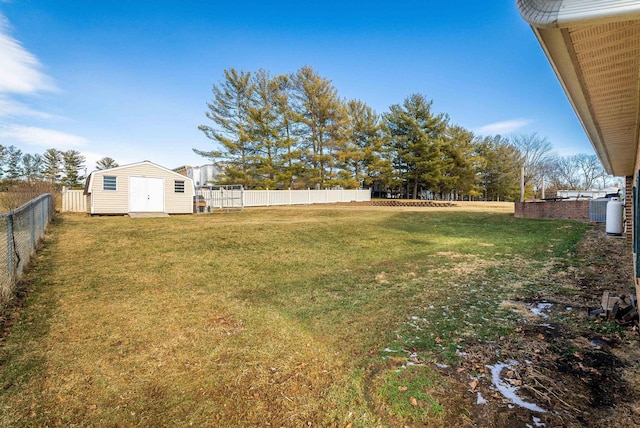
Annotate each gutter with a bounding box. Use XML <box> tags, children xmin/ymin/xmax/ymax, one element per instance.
<box><xmin>517</xmin><ymin>0</ymin><xmax>640</xmax><ymax>28</ymax></box>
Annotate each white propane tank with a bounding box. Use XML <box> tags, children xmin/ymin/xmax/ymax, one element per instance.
<box><xmin>606</xmin><ymin>197</ymin><xmax>624</xmax><ymax>235</ymax></box>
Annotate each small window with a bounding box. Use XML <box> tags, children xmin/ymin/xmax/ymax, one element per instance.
<box><xmin>103</xmin><ymin>176</ymin><xmax>117</xmax><ymax>191</ymax></box>
<box><xmin>174</xmin><ymin>180</ymin><xmax>185</xmax><ymax>193</ymax></box>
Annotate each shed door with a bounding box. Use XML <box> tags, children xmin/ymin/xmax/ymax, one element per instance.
<box><xmin>129</xmin><ymin>177</ymin><xmax>165</xmax><ymax>212</ymax></box>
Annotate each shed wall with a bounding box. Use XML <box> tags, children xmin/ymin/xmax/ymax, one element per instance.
<box><xmin>90</xmin><ymin>163</ymin><xmax>194</xmax><ymax>214</ymax></box>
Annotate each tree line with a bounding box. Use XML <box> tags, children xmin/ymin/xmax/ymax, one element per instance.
<box><xmin>0</xmin><ymin>146</ymin><xmax>119</xmax><ymax>190</ymax></box>
<box><xmin>197</xmin><ymin>67</ymin><xmax>616</xmax><ymax>201</ymax></box>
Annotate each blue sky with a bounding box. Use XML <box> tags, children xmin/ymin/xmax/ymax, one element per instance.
<box><xmin>0</xmin><ymin>0</ymin><xmax>595</xmax><ymax>172</ymax></box>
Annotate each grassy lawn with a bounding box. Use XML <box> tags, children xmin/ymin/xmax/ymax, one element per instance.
<box><xmin>0</xmin><ymin>205</ymin><xmax>589</xmax><ymax>427</ymax></box>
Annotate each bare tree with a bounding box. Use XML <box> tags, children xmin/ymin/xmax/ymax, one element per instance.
<box><xmin>512</xmin><ymin>133</ymin><xmax>554</xmax><ymax>199</ymax></box>
<box><xmin>549</xmin><ymin>155</ymin><xmax>581</xmax><ymax>190</ymax></box>
<box><xmin>547</xmin><ymin>153</ymin><xmax>606</xmax><ymax>192</ymax></box>
<box><xmin>574</xmin><ymin>153</ymin><xmax>604</xmax><ymax>190</ymax></box>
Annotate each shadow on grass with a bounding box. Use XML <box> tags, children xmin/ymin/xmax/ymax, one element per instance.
<box><xmin>379</xmin><ymin>211</ymin><xmax>589</xmax><ymax>259</ymax></box>
<box><xmin>229</xmin><ymin>211</ymin><xmax>591</xmax><ymax>366</ymax></box>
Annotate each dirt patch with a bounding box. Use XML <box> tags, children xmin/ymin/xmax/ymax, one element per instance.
<box><xmin>363</xmin><ymin>225</ymin><xmax>640</xmax><ymax>427</ymax></box>
<box><xmin>449</xmin><ymin>225</ymin><xmax>640</xmax><ymax>427</ymax></box>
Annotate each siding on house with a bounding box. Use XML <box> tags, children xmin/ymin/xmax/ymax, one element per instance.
<box><xmin>86</xmin><ymin>161</ymin><xmax>195</xmax><ymax>214</ymax></box>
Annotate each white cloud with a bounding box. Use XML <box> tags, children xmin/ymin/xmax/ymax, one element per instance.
<box><xmin>0</xmin><ymin>14</ymin><xmax>56</xmax><ymax>94</ymax></box>
<box><xmin>475</xmin><ymin>119</ymin><xmax>533</xmax><ymax>136</ymax></box>
<box><xmin>82</xmin><ymin>151</ymin><xmax>110</xmax><ymax>173</ymax></box>
<box><xmin>0</xmin><ymin>125</ymin><xmax>87</xmax><ymax>149</ymax></box>
<box><xmin>0</xmin><ymin>96</ymin><xmax>55</xmax><ymax>119</ymax></box>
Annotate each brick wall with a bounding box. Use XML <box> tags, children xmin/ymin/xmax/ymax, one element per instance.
<box><xmin>514</xmin><ymin>200</ymin><xmax>590</xmax><ymax>221</ymax></box>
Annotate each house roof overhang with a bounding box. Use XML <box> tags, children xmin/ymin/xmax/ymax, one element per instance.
<box><xmin>517</xmin><ymin>0</ymin><xmax>640</xmax><ymax>176</ymax></box>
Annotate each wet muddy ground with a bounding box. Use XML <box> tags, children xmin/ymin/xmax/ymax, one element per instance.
<box><xmin>454</xmin><ymin>225</ymin><xmax>640</xmax><ymax>427</ymax></box>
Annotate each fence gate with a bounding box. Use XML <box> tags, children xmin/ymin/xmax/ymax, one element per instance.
<box><xmin>196</xmin><ymin>185</ymin><xmax>244</xmax><ymax>213</ymax></box>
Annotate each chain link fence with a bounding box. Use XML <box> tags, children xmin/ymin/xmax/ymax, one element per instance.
<box><xmin>0</xmin><ymin>193</ymin><xmax>53</xmax><ymax>304</ymax></box>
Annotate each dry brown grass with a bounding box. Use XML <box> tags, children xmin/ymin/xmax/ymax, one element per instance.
<box><xmin>0</xmin><ymin>181</ymin><xmax>58</xmax><ymax>213</ymax></box>
<box><xmin>0</xmin><ymin>205</ymin><xmax>588</xmax><ymax>427</ymax></box>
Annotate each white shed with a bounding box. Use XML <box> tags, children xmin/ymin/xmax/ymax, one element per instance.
<box><xmin>84</xmin><ymin>161</ymin><xmax>195</xmax><ymax>215</ymax></box>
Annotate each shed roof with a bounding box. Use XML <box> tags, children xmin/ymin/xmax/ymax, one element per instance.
<box><xmin>518</xmin><ymin>0</ymin><xmax>640</xmax><ymax>176</ymax></box>
<box><xmin>84</xmin><ymin>160</ymin><xmax>194</xmax><ymax>194</ymax></box>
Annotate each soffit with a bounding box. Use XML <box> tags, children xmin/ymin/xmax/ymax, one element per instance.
<box><xmin>519</xmin><ymin>0</ymin><xmax>640</xmax><ymax>176</ymax></box>
<box><xmin>564</xmin><ymin>20</ymin><xmax>640</xmax><ymax>176</ymax></box>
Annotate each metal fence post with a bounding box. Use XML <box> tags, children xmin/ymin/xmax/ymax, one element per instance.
<box><xmin>41</xmin><ymin>197</ymin><xmax>46</xmax><ymax>233</ymax></box>
<box><xmin>30</xmin><ymin>200</ymin><xmax>36</xmax><ymax>249</ymax></box>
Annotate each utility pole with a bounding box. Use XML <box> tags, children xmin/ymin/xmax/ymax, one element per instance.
<box><xmin>520</xmin><ymin>166</ymin><xmax>525</xmax><ymax>202</ymax></box>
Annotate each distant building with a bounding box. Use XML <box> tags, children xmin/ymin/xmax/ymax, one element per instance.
<box><xmin>556</xmin><ymin>187</ymin><xmax>621</xmax><ymax>200</ymax></box>
<box><xmin>173</xmin><ymin>164</ymin><xmax>222</xmax><ymax>188</ymax></box>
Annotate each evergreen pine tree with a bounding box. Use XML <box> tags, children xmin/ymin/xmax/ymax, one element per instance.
<box><xmin>197</xmin><ymin>68</ymin><xmax>255</xmax><ymax>188</ymax></box>
<box><xmin>61</xmin><ymin>150</ymin><xmax>86</xmax><ymax>188</ymax></box>
<box><xmin>4</xmin><ymin>146</ymin><xmax>23</xmax><ymax>180</ymax></box>
<box><xmin>42</xmin><ymin>148</ymin><xmax>63</xmax><ymax>184</ymax></box>
<box><xmin>293</xmin><ymin>66</ymin><xmax>347</xmax><ymax>188</ymax></box>
<box><xmin>383</xmin><ymin>94</ymin><xmax>449</xmax><ymax>199</ymax></box>
<box><xmin>95</xmin><ymin>157</ymin><xmax>119</xmax><ymax>170</ymax></box>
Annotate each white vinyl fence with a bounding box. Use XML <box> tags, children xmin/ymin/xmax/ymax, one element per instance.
<box><xmin>62</xmin><ymin>189</ymin><xmax>87</xmax><ymax>213</ymax></box>
<box><xmin>197</xmin><ymin>188</ymin><xmax>370</xmax><ymax>212</ymax></box>
<box><xmin>63</xmin><ymin>187</ymin><xmax>371</xmax><ymax>213</ymax></box>
<box><xmin>244</xmin><ymin>189</ymin><xmax>370</xmax><ymax>207</ymax></box>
